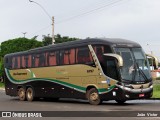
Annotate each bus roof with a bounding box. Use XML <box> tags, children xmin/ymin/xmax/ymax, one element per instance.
<box><xmin>4</xmin><ymin>38</ymin><xmax>141</xmax><ymax>57</ymax></box>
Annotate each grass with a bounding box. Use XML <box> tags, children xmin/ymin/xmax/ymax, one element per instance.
<box><xmin>0</xmin><ymin>82</ymin><xmax>4</xmax><ymax>88</ymax></box>
<box><xmin>152</xmin><ymin>84</ymin><xmax>160</xmax><ymax>98</ymax></box>
<box><xmin>155</xmin><ymin>77</ymin><xmax>160</xmax><ymax>80</ymax></box>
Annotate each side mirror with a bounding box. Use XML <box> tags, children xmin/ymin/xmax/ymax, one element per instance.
<box><xmin>103</xmin><ymin>53</ymin><xmax>123</xmax><ymax>67</ymax></box>
<box><xmin>146</xmin><ymin>54</ymin><xmax>159</xmax><ymax>69</ymax></box>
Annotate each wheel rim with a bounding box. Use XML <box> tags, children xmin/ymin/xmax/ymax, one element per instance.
<box><xmin>27</xmin><ymin>89</ymin><xmax>32</xmax><ymax>100</ymax></box>
<box><xmin>90</xmin><ymin>92</ymin><xmax>98</xmax><ymax>101</ymax></box>
<box><xmin>19</xmin><ymin>90</ymin><xmax>25</xmax><ymax>99</ymax></box>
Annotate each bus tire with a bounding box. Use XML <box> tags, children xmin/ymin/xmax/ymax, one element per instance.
<box><xmin>18</xmin><ymin>88</ymin><xmax>26</xmax><ymax>101</ymax></box>
<box><xmin>26</xmin><ymin>87</ymin><xmax>34</xmax><ymax>102</ymax></box>
<box><xmin>87</xmin><ymin>88</ymin><xmax>102</xmax><ymax>105</ymax></box>
<box><xmin>115</xmin><ymin>100</ymin><xmax>126</xmax><ymax>104</ymax></box>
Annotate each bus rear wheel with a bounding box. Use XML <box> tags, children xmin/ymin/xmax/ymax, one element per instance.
<box><xmin>18</xmin><ymin>88</ymin><xmax>26</xmax><ymax>101</ymax></box>
<box><xmin>87</xmin><ymin>88</ymin><xmax>102</xmax><ymax>105</ymax></box>
<box><xmin>26</xmin><ymin>87</ymin><xmax>34</xmax><ymax>102</ymax></box>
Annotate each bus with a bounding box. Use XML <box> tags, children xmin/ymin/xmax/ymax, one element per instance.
<box><xmin>3</xmin><ymin>38</ymin><xmax>156</xmax><ymax>105</ymax></box>
<box><xmin>146</xmin><ymin>54</ymin><xmax>159</xmax><ymax>70</ymax></box>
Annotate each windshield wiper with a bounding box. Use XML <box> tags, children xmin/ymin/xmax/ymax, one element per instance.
<box><xmin>135</xmin><ymin>63</ymin><xmax>148</xmax><ymax>83</ymax></box>
<box><xmin>131</xmin><ymin>64</ymin><xmax>136</xmax><ymax>82</ymax></box>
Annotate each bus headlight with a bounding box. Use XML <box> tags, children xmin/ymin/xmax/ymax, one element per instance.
<box><xmin>124</xmin><ymin>87</ymin><xmax>131</xmax><ymax>91</ymax></box>
<box><xmin>150</xmin><ymin>85</ymin><xmax>153</xmax><ymax>89</ymax></box>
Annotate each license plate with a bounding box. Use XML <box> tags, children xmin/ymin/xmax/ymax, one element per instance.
<box><xmin>139</xmin><ymin>94</ymin><xmax>144</xmax><ymax>97</ymax></box>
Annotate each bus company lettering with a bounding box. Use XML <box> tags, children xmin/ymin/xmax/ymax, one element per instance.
<box><xmin>13</xmin><ymin>72</ymin><xmax>27</xmax><ymax>76</ymax></box>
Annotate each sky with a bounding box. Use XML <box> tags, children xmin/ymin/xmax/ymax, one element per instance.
<box><xmin>0</xmin><ymin>0</ymin><xmax>160</xmax><ymax>59</ymax></box>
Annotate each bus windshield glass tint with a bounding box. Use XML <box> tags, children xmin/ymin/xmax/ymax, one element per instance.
<box><xmin>115</xmin><ymin>48</ymin><xmax>151</xmax><ymax>82</ymax></box>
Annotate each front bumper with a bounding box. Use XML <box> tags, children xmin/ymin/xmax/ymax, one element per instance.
<box><xmin>100</xmin><ymin>84</ymin><xmax>153</xmax><ymax>100</ymax></box>
<box><xmin>116</xmin><ymin>84</ymin><xmax>153</xmax><ymax>99</ymax></box>
<box><xmin>117</xmin><ymin>84</ymin><xmax>153</xmax><ymax>93</ymax></box>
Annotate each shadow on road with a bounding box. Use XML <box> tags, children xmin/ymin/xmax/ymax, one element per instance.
<box><xmin>10</xmin><ymin>97</ymin><xmax>137</xmax><ymax>106</ymax></box>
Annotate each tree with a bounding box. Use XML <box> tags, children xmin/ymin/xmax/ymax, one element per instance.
<box><xmin>42</xmin><ymin>34</ymin><xmax>52</xmax><ymax>46</ymax></box>
<box><xmin>0</xmin><ymin>37</ymin><xmax>43</xmax><ymax>79</ymax></box>
<box><xmin>54</xmin><ymin>34</ymin><xmax>79</xmax><ymax>44</ymax></box>
<box><xmin>42</xmin><ymin>34</ymin><xmax>79</xmax><ymax>46</ymax></box>
<box><xmin>1</xmin><ymin>37</ymin><xmax>43</xmax><ymax>57</ymax></box>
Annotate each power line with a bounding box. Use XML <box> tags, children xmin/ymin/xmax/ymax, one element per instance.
<box><xmin>29</xmin><ymin>0</ymin><xmax>111</xmax><ymax>36</ymax></box>
<box><xmin>55</xmin><ymin>0</ymin><xmax>112</xmax><ymax>19</ymax></box>
<box><xmin>56</xmin><ymin>0</ymin><xmax>123</xmax><ymax>24</ymax></box>
<box><xmin>30</xmin><ymin>24</ymin><xmax>51</xmax><ymax>37</ymax></box>
<box><xmin>30</xmin><ymin>0</ymin><xmax>124</xmax><ymax>37</ymax></box>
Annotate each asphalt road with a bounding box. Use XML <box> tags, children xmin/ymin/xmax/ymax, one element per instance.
<box><xmin>0</xmin><ymin>90</ymin><xmax>160</xmax><ymax>120</ymax></box>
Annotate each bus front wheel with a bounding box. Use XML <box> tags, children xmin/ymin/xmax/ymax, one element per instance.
<box><xmin>26</xmin><ymin>87</ymin><xmax>34</xmax><ymax>102</ymax></box>
<box><xmin>18</xmin><ymin>88</ymin><xmax>26</xmax><ymax>101</ymax></box>
<box><xmin>87</xmin><ymin>88</ymin><xmax>102</xmax><ymax>105</ymax></box>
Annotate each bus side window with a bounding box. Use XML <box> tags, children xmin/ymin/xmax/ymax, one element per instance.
<box><xmin>56</xmin><ymin>51</ymin><xmax>60</xmax><ymax>65</ymax></box>
<box><xmin>21</xmin><ymin>56</ymin><xmax>25</xmax><ymax>68</ymax></box>
<box><xmin>48</xmin><ymin>51</ymin><xmax>57</xmax><ymax>66</ymax></box>
<box><xmin>39</xmin><ymin>53</ymin><xmax>45</xmax><ymax>67</ymax></box>
<box><xmin>12</xmin><ymin>57</ymin><xmax>15</xmax><ymax>69</ymax></box>
<box><xmin>35</xmin><ymin>54</ymin><xmax>40</xmax><ymax>67</ymax></box>
<box><xmin>63</xmin><ymin>50</ymin><xmax>70</xmax><ymax>65</ymax></box>
<box><xmin>5</xmin><ymin>57</ymin><xmax>12</xmax><ymax>69</ymax></box>
<box><xmin>45</xmin><ymin>52</ymin><xmax>49</xmax><ymax>66</ymax></box>
<box><xmin>24</xmin><ymin>56</ymin><xmax>29</xmax><ymax>68</ymax></box>
<box><xmin>31</xmin><ymin>54</ymin><xmax>36</xmax><ymax>68</ymax></box>
<box><xmin>69</xmin><ymin>49</ymin><xmax>75</xmax><ymax>64</ymax></box>
<box><xmin>17</xmin><ymin>56</ymin><xmax>21</xmax><ymax>69</ymax></box>
<box><xmin>102</xmin><ymin>57</ymin><xmax>119</xmax><ymax>80</ymax></box>
<box><xmin>20</xmin><ymin>56</ymin><xmax>22</xmax><ymax>69</ymax></box>
<box><xmin>76</xmin><ymin>47</ymin><xmax>93</xmax><ymax>64</ymax></box>
<box><xmin>94</xmin><ymin>45</ymin><xmax>112</xmax><ymax>62</ymax></box>
<box><xmin>60</xmin><ymin>50</ymin><xmax>64</xmax><ymax>65</ymax></box>
<box><xmin>96</xmin><ymin>46</ymin><xmax>104</xmax><ymax>62</ymax></box>
<box><xmin>33</xmin><ymin>53</ymin><xmax>45</xmax><ymax>67</ymax></box>
<box><xmin>28</xmin><ymin>55</ymin><xmax>32</xmax><ymax>68</ymax></box>
<box><xmin>12</xmin><ymin>57</ymin><xmax>18</xmax><ymax>69</ymax></box>
<box><xmin>15</xmin><ymin>57</ymin><xmax>18</xmax><ymax>69</ymax></box>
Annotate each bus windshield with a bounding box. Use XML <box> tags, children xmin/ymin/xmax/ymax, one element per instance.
<box><xmin>115</xmin><ymin>48</ymin><xmax>151</xmax><ymax>83</ymax></box>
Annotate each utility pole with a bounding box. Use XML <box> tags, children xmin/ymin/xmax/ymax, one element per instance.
<box><xmin>52</xmin><ymin>16</ymin><xmax>55</xmax><ymax>44</ymax></box>
<box><xmin>29</xmin><ymin>0</ymin><xmax>55</xmax><ymax>44</ymax></box>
